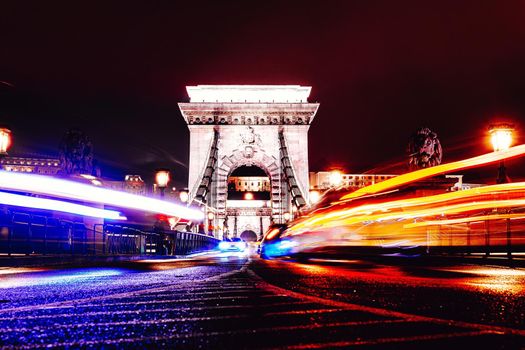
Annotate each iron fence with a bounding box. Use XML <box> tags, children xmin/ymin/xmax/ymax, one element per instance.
<box><xmin>0</xmin><ymin>210</ymin><xmax>219</xmax><ymax>257</ymax></box>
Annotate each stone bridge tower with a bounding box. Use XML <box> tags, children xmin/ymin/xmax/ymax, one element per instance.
<box><xmin>178</xmin><ymin>85</ymin><xmax>319</xmax><ymax>239</ymax></box>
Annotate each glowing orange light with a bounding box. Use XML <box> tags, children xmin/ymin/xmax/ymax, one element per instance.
<box><xmin>244</xmin><ymin>192</ymin><xmax>254</xmax><ymax>200</ymax></box>
<box><xmin>489</xmin><ymin>124</ymin><xmax>513</xmax><ymax>151</ymax></box>
<box><xmin>265</xmin><ymin>228</ymin><xmax>280</xmax><ymax>240</ymax></box>
<box><xmin>155</xmin><ymin>170</ymin><xmax>170</xmax><ymax>188</ymax></box>
<box><xmin>329</xmin><ymin>170</ymin><xmax>343</xmax><ymax>187</ymax></box>
<box><xmin>309</xmin><ymin>190</ymin><xmax>321</xmax><ymax>204</ymax></box>
<box><xmin>0</xmin><ymin>128</ymin><xmax>11</xmax><ymax>155</ymax></box>
<box><xmin>404</xmin><ymin>213</ymin><xmax>525</xmax><ymax>229</ymax></box>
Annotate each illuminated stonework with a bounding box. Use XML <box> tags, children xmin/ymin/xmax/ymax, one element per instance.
<box><xmin>0</xmin><ymin>157</ymin><xmax>60</xmax><ymax>175</ymax></box>
<box><xmin>179</xmin><ymin>85</ymin><xmax>319</xmax><ymax>238</ymax></box>
<box><xmin>186</xmin><ymin>85</ymin><xmax>311</xmax><ymax>103</ymax></box>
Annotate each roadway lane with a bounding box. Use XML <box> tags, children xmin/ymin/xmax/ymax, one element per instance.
<box><xmin>0</xmin><ymin>251</ymin><xmax>524</xmax><ymax>349</ymax></box>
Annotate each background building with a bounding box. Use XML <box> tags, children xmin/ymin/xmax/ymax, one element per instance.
<box><xmin>0</xmin><ymin>156</ymin><xmax>61</xmax><ymax>175</ymax></box>
<box><xmin>309</xmin><ymin>171</ymin><xmax>398</xmax><ymax>190</ymax></box>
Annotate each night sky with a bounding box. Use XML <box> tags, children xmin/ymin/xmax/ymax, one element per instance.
<box><xmin>1</xmin><ymin>1</ymin><xmax>525</xmax><ymax>186</ymax></box>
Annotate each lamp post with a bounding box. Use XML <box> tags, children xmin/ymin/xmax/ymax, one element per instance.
<box><xmin>0</xmin><ymin>128</ymin><xmax>12</xmax><ymax>156</ymax></box>
<box><xmin>488</xmin><ymin>123</ymin><xmax>515</xmax><ymax>259</ymax></box>
<box><xmin>155</xmin><ymin>169</ymin><xmax>170</xmax><ymax>198</ymax></box>
<box><xmin>207</xmin><ymin>211</ymin><xmax>215</xmax><ymax>236</ymax></box>
<box><xmin>488</xmin><ymin>123</ymin><xmax>514</xmax><ymax>184</ymax></box>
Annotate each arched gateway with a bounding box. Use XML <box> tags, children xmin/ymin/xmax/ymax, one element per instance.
<box><xmin>178</xmin><ymin>85</ymin><xmax>319</xmax><ymax>239</ymax></box>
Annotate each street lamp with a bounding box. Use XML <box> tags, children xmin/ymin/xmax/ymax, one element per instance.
<box><xmin>179</xmin><ymin>189</ymin><xmax>189</xmax><ymax>203</ymax></box>
<box><xmin>0</xmin><ymin>128</ymin><xmax>12</xmax><ymax>156</ymax></box>
<box><xmin>207</xmin><ymin>211</ymin><xmax>215</xmax><ymax>236</ymax></box>
<box><xmin>283</xmin><ymin>212</ymin><xmax>291</xmax><ymax>222</ymax></box>
<box><xmin>309</xmin><ymin>190</ymin><xmax>321</xmax><ymax>204</ymax></box>
<box><xmin>155</xmin><ymin>169</ymin><xmax>170</xmax><ymax>198</ymax></box>
<box><xmin>488</xmin><ymin>123</ymin><xmax>516</xmax><ymax>259</ymax></box>
<box><xmin>489</xmin><ymin>123</ymin><xmax>514</xmax><ymax>183</ymax></box>
<box><xmin>329</xmin><ymin>170</ymin><xmax>343</xmax><ymax>187</ymax></box>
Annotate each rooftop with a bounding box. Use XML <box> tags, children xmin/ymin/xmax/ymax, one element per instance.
<box><xmin>186</xmin><ymin>85</ymin><xmax>312</xmax><ymax>103</ymax></box>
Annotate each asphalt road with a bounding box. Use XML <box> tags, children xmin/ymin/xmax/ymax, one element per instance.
<box><xmin>0</xmin><ymin>249</ymin><xmax>525</xmax><ymax>349</ymax></box>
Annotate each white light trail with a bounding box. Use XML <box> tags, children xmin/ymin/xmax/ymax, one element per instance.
<box><xmin>0</xmin><ymin>171</ymin><xmax>205</xmax><ymax>221</ymax></box>
<box><xmin>0</xmin><ymin>191</ymin><xmax>126</xmax><ymax>220</ymax></box>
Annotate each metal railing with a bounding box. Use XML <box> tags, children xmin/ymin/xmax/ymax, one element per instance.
<box><xmin>0</xmin><ymin>210</ymin><xmax>219</xmax><ymax>257</ymax></box>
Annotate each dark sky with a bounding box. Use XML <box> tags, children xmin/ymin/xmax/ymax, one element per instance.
<box><xmin>1</xmin><ymin>1</ymin><xmax>525</xmax><ymax>186</ymax></box>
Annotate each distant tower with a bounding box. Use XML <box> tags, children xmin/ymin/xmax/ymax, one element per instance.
<box><xmin>407</xmin><ymin>127</ymin><xmax>442</xmax><ymax>171</ymax></box>
<box><xmin>178</xmin><ymin>85</ymin><xmax>319</xmax><ymax>238</ymax></box>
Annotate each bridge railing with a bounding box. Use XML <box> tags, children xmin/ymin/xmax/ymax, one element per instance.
<box><xmin>0</xmin><ymin>210</ymin><xmax>219</xmax><ymax>257</ymax></box>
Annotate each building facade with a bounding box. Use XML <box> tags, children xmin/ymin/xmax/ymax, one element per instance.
<box><xmin>0</xmin><ymin>156</ymin><xmax>60</xmax><ymax>175</ymax></box>
<box><xmin>309</xmin><ymin>171</ymin><xmax>398</xmax><ymax>190</ymax></box>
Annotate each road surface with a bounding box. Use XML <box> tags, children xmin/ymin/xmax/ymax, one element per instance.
<box><xmin>0</xmin><ymin>249</ymin><xmax>524</xmax><ymax>348</ymax></box>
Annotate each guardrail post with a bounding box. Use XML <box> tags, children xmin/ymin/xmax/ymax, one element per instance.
<box><xmin>103</xmin><ymin>226</ymin><xmax>106</xmax><ymax>255</ymax></box>
<box><xmin>43</xmin><ymin>217</ymin><xmax>48</xmax><ymax>256</ymax></box>
<box><xmin>7</xmin><ymin>212</ymin><xmax>12</xmax><ymax>257</ymax></box>
<box><xmin>485</xmin><ymin>219</ymin><xmax>490</xmax><ymax>257</ymax></box>
<box><xmin>26</xmin><ymin>216</ymin><xmax>32</xmax><ymax>256</ymax></box>
<box><xmin>506</xmin><ymin>216</ymin><xmax>512</xmax><ymax>260</ymax></box>
<box><xmin>466</xmin><ymin>222</ymin><xmax>471</xmax><ymax>256</ymax></box>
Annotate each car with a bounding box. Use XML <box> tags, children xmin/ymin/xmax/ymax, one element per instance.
<box><xmin>218</xmin><ymin>237</ymin><xmax>247</xmax><ymax>252</ymax></box>
<box><xmin>259</xmin><ymin>224</ymin><xmax>289</xmax><ymax>258</ymax></box>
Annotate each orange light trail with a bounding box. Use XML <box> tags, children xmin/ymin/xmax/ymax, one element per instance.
<box><xmin>404</xmin><ymin>213</ymin><xmax>525</xmax><ymax>229</ymax></box>
<box><xmin>340</xmin><ymin>144</ymin><xmax>525</xmax><ymax>201</ymax></box>
<box><xmin>289</xmin><ymin>182</ymin><xmax>525</xmax><ymax>233</ymax></box>
<box><xmin>288</xmin><ymin>199</ymin><xmax>525</xmax><ymax>235</ymax></box>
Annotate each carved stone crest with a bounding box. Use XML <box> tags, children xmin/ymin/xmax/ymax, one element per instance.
<box><xmin>239</xmin><ymin>126</ymin><xmax>262</xmax><ymax>158</ymax></box>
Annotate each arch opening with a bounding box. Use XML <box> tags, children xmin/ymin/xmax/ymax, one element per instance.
<box><xmin>227</xmin><ymin>165</ymin><xmax>271</xmax><ymax>201</ymax></box>
<box><xmin>240</xmin><ymin>230</ymin><xmax>258</xmax><ymax>242</ymax></box>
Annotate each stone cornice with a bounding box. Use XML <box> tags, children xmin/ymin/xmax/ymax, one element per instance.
<box><xmin>178</xmin><ymin>102</ymin><xmax>319</xmax><ymax>125</ymax></box>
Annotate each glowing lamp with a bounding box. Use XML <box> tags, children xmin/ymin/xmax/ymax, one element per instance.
<box><xmin>0</xmin><ymin>128</ymin><xmax>12</xmax><ymax>155</ymax></box>
<box><xmin>283</xmin><ymin>212</ymin><xmax>291</xmax><ymax>221</ymax></box>
<box><xmin>207</xmin><ymin>212</ymin><xmax>215</xmax><ymax>220</ymax></box>
<box><xmin>489</xmin><ymin>123</ymin><xmax>515</xmax><ymax>184</ymax></box>
<box><xmin>329</xmin><ymin>170</ymin><xmax>343</xmax><ymax>187</ymax></box>
<box><xmin>179</xmin><ymin>190</ymin><xmax>189</xmax><ymax>203</ymax></box>
<box><xmin>309</xmin><ymin>190</ymin><xmax>320</xmax><ymax>204</ymax></box>
<box><xmin>489</xmin><ymin>124</ymin><xmax>514</xmax><ymax>152</ymax></box>
<box><xmin>155</xmin><ymin>170</ymin><xmax>170</xmax><ymax>188</ymax></box>
<box><xmin>244</xmin><ymin>192</ymin><xmax>254</xmax><ymax>200</ymax></box>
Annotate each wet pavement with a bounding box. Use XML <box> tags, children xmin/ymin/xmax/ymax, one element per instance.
<box><xmin>0</xmin><ymin>251</ymin><xmax>524</xmax><ymax>348</ymax></box>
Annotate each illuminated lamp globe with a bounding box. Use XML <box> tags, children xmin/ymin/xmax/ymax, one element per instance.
<box><xmin>0</xmin><ymin>128</ymin><xmax>12</xmax><ymax>155</ymax></box>
<box><xmin>283</xmin><ymin>212</ymin><xmax>291</xmax><ymax>221</ymax></box>
<box><xmin>489</xmin><ymin>124</ymin><xmax>514</xmax><ymax>152</ymax></box>
<box><xmin>309</xmin><ymin>190</ymin><xmax>320</xmax><ymax>204</ymax></box>
<box><xmin>329</xmin><ymin>170</ymin><xmax>343</xmax><ymax>187</ymax></box>
<box><xmin>179</xmin><ymin>190</ymin><xmax>189</xmax><ymax>203</ymax></box>
<box><xmin>155</xmin><ymin>170</ymin><xmax>170</xmax><ymax>188</ymax></box>
<box><xmin>244</xmin><ymin>192</ymin><xmax>254</xmax><ymax>200</ymax></box>
<box><xmin>207</xmin><ymin>212</ymin><xmax>215</xmax><ymax>220</ymax></box>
